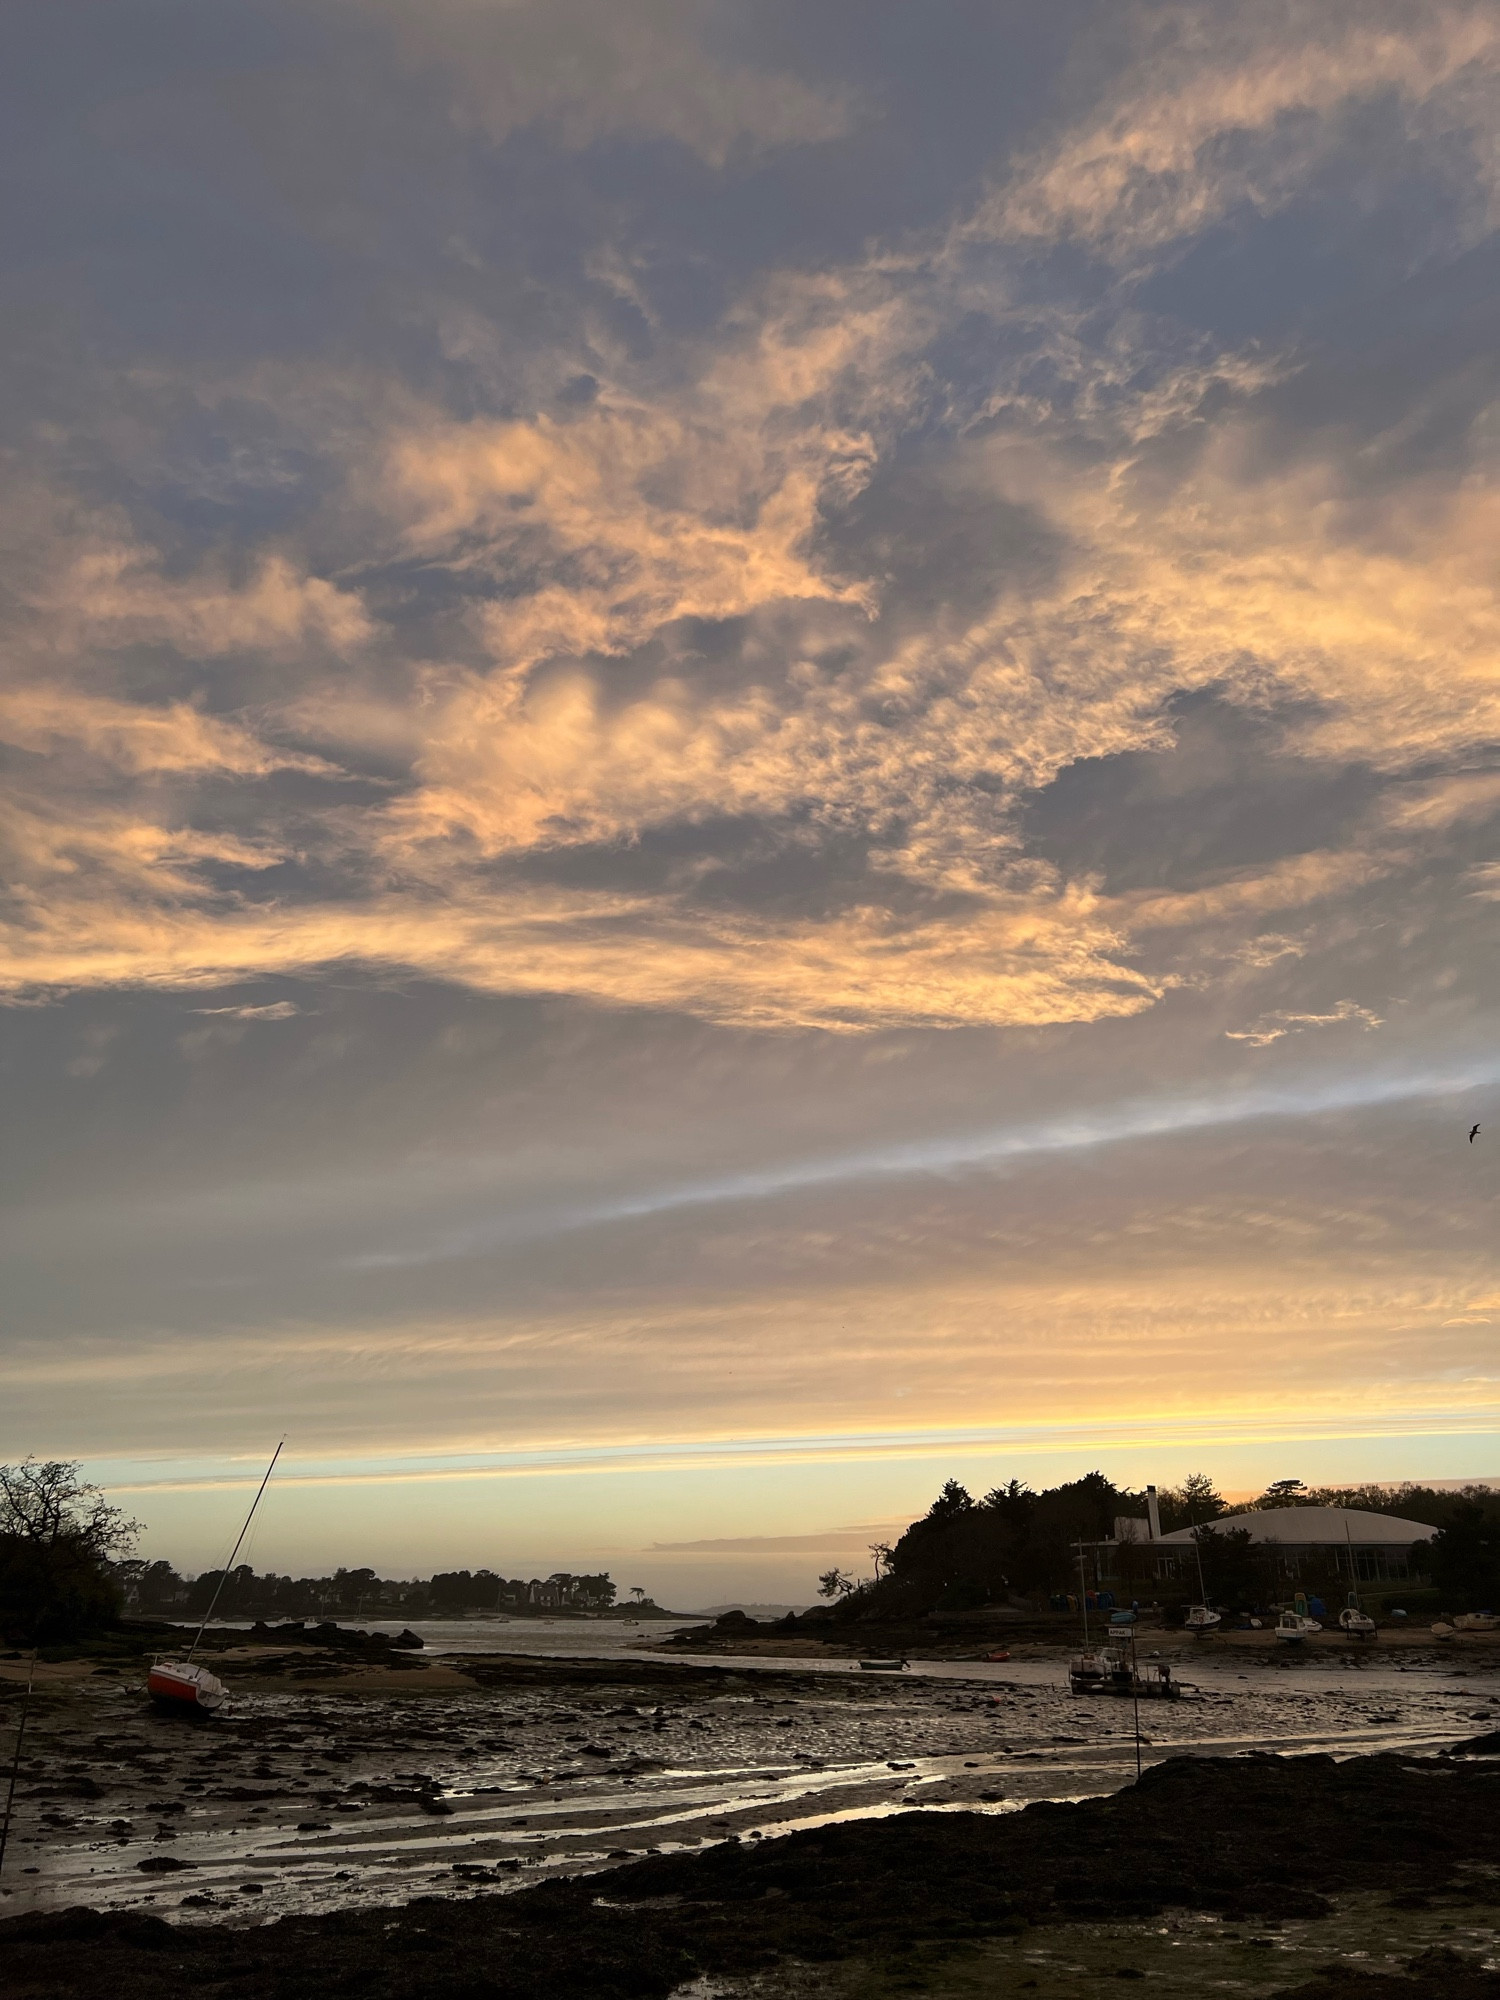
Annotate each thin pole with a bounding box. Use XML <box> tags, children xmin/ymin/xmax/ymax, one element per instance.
<box><xmin>1192</xmin><ymin>1527</ymin><xmax>1209</xmax><ymax>1604</ymax></box>
<box><xmin>1130</xmin><ymin>1627</ymin><xmax>1142</xmax><ymax>1780</ymax></box>
<box><xmin>187</xmin><ymin>1442</ymin><xmax>283</xmax><ymax>1663</ymax></box>
<box><xmin>0</xmin><ymin>1652</ymin><xmax>37</xmax><ymax>1884</ymax></box>
<box><xmin>1077</xmin><ymin>1545</ymin><xmax>1090</xmax><ymax>1647</ymax></box>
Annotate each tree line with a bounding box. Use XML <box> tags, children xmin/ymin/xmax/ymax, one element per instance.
<box><xmin>117</xmin><ymin>1560</ymin><xmax>622</xmax><ymax>1622</ymax></box>
<box><xmin>0</xmin><ymin>1458</ymin><xmax>637</xmax><ymax>1644</ymax></box>
<box><xmin>815</xmin><ymin>1473</ymin><xmax>1500</xmax><ymax>1618</ymax></box>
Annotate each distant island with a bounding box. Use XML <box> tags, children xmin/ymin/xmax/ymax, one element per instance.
<box><xmin>110</xmin><ymin>1558</ymin><xmax>679</xmax><ymax>1628</ymax></box>
<box><xmin>695</xmin><ymin>1602</ymin><xmax>811</xmax><ymax>1619</ymax></box>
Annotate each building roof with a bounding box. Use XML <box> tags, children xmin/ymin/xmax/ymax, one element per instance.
<box><xmin>1155</xmin><ymin>1505</ymin><xmax>1437</xmax><ymax>1547</ymax></box>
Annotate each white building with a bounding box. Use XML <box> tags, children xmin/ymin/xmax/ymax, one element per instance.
<box><xmin>1154</xmin><ymin>1505</ymin><xmax>1438</xmax><ymax>1585</ymax></box>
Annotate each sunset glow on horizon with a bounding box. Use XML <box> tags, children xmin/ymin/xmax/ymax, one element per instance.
<box><xmin>3</xmin><ymin>0</ymin><xmax>1498</xmax><ymax>1607</ymax></box>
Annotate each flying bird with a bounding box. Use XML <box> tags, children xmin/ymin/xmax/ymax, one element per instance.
<box><xmin>1471</xmin><ymin>1124</ymin><xmax>1481</xmax><ymax>1143</ymax></box>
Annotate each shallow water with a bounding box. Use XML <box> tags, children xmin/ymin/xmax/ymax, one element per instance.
<box><xmin>199</xmin><ymin>1616</ymin><xmax>708</xmax><ymax>1658</ymax></box>
<box><xmin>5</xmin><ymin>1646</ymin><xmax>1496</xmax><ymax>1929</ymax></box>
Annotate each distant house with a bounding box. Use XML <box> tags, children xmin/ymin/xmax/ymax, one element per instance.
<box><xmin>1154</xmin><ymin>1506</ymin><xmax>1438</xmax><ymax>1586</ymax></box>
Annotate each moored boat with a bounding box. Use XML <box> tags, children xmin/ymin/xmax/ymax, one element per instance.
<box><xmin>146</xmin><ymin>1660</ymin><xmax>229</xmax><ymax>1713</ymax></box>
<box><xmin>1069</xmin><ymin>1645</ymin><xmax>1182</xmax><ymax>1698</ymax></box>
<box><xmin>1184</xmin><ymin>1604</ymin><xmax>1221</xmax><ymax>1635</ymax></box>
<box><xmin>1454</xmin><ymin>1612</ymin><xmax>1499</xmax><ymax>1632</ymax></box>
<box><xmin>1274</xmin><ymin>1609</ymin><xmax>1321</xmax><ymax>1642</ymax></box>
<box><xmin>1069</xmin><ymin>1645</ymin><xmax>1131</xmax><ymax>1693</ymax></box>
<box><xmin>858</xmin><ymin>1657</ymin><xmax>908</xmax><ymax>1672</ymax></box>
<box><xmin>145</xmin><ymin>1440</ymin><xmax>283</xmax><ymax>1720</ymax></box>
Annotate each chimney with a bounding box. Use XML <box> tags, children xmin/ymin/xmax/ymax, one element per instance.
<box><xmin>1146</xmin><ymin>1484</ymin><xmax>1162</xmax><ymax>1540</ymax></box>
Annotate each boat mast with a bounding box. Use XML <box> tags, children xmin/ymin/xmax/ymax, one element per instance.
<box><xmin>186</xmin><ymin>1441</ymin><xmax>283</xmax><ymax>1663</ymax></box>
<box><xmin>1076</xmin><ymin>1542</ymin><xmax>1090</xmax><ymax>1647</ymax></box>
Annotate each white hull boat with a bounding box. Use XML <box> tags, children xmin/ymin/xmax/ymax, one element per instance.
<box><xmin>1454</xmin><ymin>1613</ymin><xmax>1500</xmax><ymax>1632</ymax></box>
<box><xmin>1070</xmin><ymin>1645</ymin><xmax>1131</xmax><ymax>1693</ymax></box>
<box><xmin>1184</xmin><ymin>1604</ymin><xmax>1221</xmax><ymax>1635</ymax></box>
<box><xmin>1274</xmin><ymin>1610</ymin><xmax>1322</xmax><ymax>1643</ymax></box>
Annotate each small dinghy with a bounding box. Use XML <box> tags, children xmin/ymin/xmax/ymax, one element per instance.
<box><xmin>1184</xmin><ymin>1604</ymin><xmax>1221</xmax><ymax>1635</ymax></box>
<box><xmin>858</xmin><ymin>1657</ymin><xmax>908</xmax><ymax>1672</ymax></box>
<box><xmin>1454</xmin><ymin>1612</ymin><xmax>1499</xmax><ymax>1632</ymax></box>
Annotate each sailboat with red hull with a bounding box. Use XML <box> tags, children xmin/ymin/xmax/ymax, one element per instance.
<box><xmin>148</xmin><ymin>1442</ymin><xmax>282</xmax><ymax>1716</ymax></box>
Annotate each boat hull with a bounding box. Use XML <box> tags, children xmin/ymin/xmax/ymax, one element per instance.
<box><xmin>147</xmin><ymin>1661</ymin><xmax>228</xmax><ymax>1713</ymax></box>
<box><xmin>1274</xmin><ymin>1617</ymin><xmax>1322</xmax><ymax>1643</ymax></box>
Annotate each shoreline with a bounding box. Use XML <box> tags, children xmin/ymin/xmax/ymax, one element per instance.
<box><xmin>8</xmin><ymin>1749</ymin><xmax>1500</xmax><ymax>1997</ymax></box>
<box><xmin>2</xmin><ymin>1635</ymin><xmax>1494</xmax><ymax>1934</ymax></box>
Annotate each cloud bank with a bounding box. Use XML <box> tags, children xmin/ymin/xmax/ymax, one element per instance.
<box><xmin>2</xmin><ymin>0</ymin><xmax>1498</xmax><ymax>1562</ymax></box>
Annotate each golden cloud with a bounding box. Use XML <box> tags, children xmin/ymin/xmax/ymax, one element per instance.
<box><xmin>0</xmin><ymin>685</ymin><xmax>333</xmax><ymax>777</ymax></box>
<box><xmin>989</xmin><ymin>1</ymin><xmax>1499</xmax><ymax>258</ymax></box>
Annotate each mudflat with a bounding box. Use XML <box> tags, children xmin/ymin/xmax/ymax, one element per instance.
<box><xmin>8</xmin><ymin>1752</ymin><xmax>1500</xmax><ymax>1998</ymax></box>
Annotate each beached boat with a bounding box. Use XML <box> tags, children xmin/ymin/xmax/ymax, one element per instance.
<box><xmin>858</xmin><ymin>1657</ymin><xmax>908</xmax><ymax>1672</ymax></box>
<box><xmin>1069</xmin><ymin>1645</ymin><xmax>1131</xmax><ymax>1693</ymax></box>
<box><xmin>1274</xmin><ymin>1609</ymin><xmax>1321</xmax><ymax>1643</ymax></box>
<box><xmin>1453</xmin><ymin>1612</ymin><xmax>1500</xmax><ymax>1632</ymax></box>
<box><xmin>1337</xmin><ymin>1584</ymin><xmax>1376</xmax><ymax>1639</ymax></box>
<box><xmin>1184</xmin><ymin>1604</ymin><xmax>1221</xmax><ymax>1635</ymax></box>
<box><xmin>1335</xmin><ymin>1526</ymin><xmax>1376</xmax><ymax>1640</ymax></box>
<box><xmin>146</xmin><ymin>1660</ymin><xmax>229</xmax><ymax>1712</ymax></box>
<box><xmin>148</xmin><ymin>1442</ymin><xmax>282</xmax><ymax>1717</ymax></box>
<box><xmin>1431</xmin><ymin>1620</ymin><xmax>1456</xmax><ymax>1640</ymax></box>
<box><xmin>1069</xmin><ymin>1645</ymin><xmax>1182</xmax><ymax>1699</ymax></box>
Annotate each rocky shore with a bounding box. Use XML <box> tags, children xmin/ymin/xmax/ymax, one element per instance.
<box><xmin>665</xmin><ymin>1605</ymin><xmax>1500</xmax><ymax>1665</ymax></box>
<box><xmin>8</xmin><ymin>1752</ymin><xmax>1500</xmax><ymax>1998</ymax></box>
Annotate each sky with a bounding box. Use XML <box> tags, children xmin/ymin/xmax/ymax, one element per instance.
<box><xmin>2</xmin><ymin>0</ymin><xmax>1498</xmax><ymax>1608</ymax></box>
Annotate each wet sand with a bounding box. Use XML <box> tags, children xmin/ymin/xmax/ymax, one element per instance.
<box><xmin>9</xmin><ymin>1749</ymin><xmax>1500</xmax><ymax>1998</ymax></box>
<box><xmin>1</xmin><ymin>1635</ymin><xmax>1497</xmax><ymax>1928</ymax></box>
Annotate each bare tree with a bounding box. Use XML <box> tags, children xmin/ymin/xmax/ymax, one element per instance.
<box><xmin>0</xmin><ymin>1459</ymin><xmax>138</xmax><ymax>1560</ymax></box>
<box><xmin>817</xmin><ymin>1567</ymin><xmax>857</xmax><ymax>1599</ymax></box>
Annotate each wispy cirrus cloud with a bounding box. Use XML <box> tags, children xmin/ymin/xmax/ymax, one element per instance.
<box><xmin>985</xmin><ymin>0</ymin><xmax>1500</xmax><ymax>263</ymax></box>
<box><xmin>364</xmin><ymin>0</ymin><xmax>859</xmax><ymax>167</ymax></box>
<box><xmin>1225</xmin><ymin>999</ymin><xmax>1384</xmax><ymax>1047</ymax></box>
